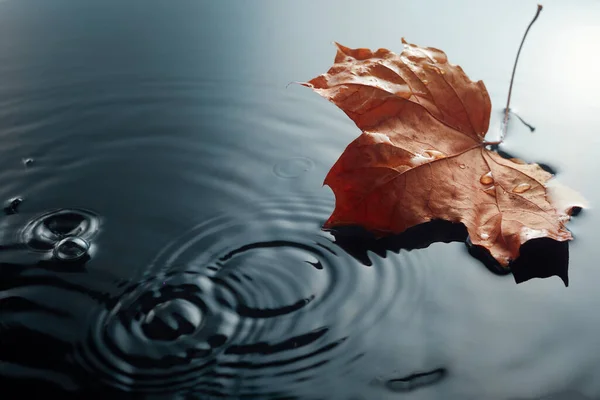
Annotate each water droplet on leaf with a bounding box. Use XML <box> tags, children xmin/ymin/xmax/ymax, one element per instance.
<box><xmin>423</xmin><ymin>149</ymin><xmax>444</xmax><ymax>159</ymax></box>
<box><xmin>409</xmin><ymin>150</ymin><xmax>445</xmax><ymax>166</ymax></box>
<box><xmin>482</xmin><ymin>185</ymin><xmax>496</xmax><ymax>197</ymax></box>
<box><xmin>480</xmin><ymin>171</ymin><xmax>494</xmax><ymax>185</ymax></box>
<box><xmin>512</xmin><ymin>183</ymin><xmax>531</xmax><ymax>193</ymax></box>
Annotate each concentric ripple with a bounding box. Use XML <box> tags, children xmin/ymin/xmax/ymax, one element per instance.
<box><xmin>273</xmin><ymin>157</ymin><xmax>315</xmax><ymax>179</ymax></box>
<box><xmin>72</xmin><ymin>271</ymin><xmax>240</xmax><ymax>392</ymax></box>
<box><xmin>20</xmin><ymin>208</ymin><xmax>100</xmax><ymax>252</ymax></box>
<box><xmin>72</xmin><ymin>195</ymin><xmax>423</xmax><ymax>397</ymax></box>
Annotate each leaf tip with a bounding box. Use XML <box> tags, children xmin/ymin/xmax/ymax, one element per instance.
<box><xmin>332</xmin><ymin>41</ymin><xmax>347</xmax><ymax>53</ymax></box>
<box><xmin>322</xmin><ymin>218</ymin><xmax>334</xmax><ymax>230</ymax></box>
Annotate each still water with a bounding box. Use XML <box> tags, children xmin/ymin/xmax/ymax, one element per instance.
<box><xmin>0</xmin><ymin>0</ymin><xmax>599</xmax><ymax>399</ymax></box>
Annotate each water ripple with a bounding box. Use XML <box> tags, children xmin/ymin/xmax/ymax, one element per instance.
<box><xmin>20</xmin><ymin>208</ymin><xmax>100</xmax><ymax>252</ymax></box>
<box><xmin>66</xmin><ymin>195</ymin><xmax>413</xmax><ymax>396</ymax></box>
<box><xmin>0</xmin><ymin>75</ymin><xmax>428</xmax><ymax>397</ymax></box>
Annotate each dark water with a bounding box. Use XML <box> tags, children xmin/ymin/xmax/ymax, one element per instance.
<box><xmin>0</xmin><ymin>0</ymin><xmax>599</xmax><ymax>399</ymax></box>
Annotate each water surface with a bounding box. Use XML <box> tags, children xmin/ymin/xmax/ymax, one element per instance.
<box><xmin>0</xmin><ymin>1</ymin><xmax>599</xmax><ymax>399</ymax></box>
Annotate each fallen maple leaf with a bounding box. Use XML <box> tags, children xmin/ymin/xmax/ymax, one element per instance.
<box><xmin>303</xmin><ymin>39</ymin><xmax>583</xmax><ymax>268</ymax></box>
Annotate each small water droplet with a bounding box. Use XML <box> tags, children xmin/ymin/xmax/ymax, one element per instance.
<box><xmin>512</xmin><ymin>183</ymin><xmax>531</xmax><ymax>193</ymax></box>
<box><xmin>367</xmin><ymin>132</ymin><xmax>393</xmax><ymax>144</ymax></box>
<box><xmin>4</xmin><ymin>197</ymin><xmax>23</xmax><ymax>215</ymax></box>
<box><xmin>479</xmin><ymin>171</ymin><xmax>494</xmax><ymax>185</ymax></box>
<box><xmin>482</xmin><ymin>185</ymin><xmax>496</xmax><ymax>197</ymax></box>
<box><xmin>422</xmin><ymin>79</ymin><xmax>429</xmax><ymax>85</ymax></box>
<box><xmin>423</xmin><ymin>149</ymin><xmax>445</xmax><ymax>159</ymax></box>
<box><xmin>53</xmin><ymin>236</ymin><xmax>90</xmax><ymax>262</ymax></box>
<box><xmin>459</xmin><ymin>164</ymin><xmax>466</xmax><ymax>169</ymax></box>
<box><xmin>480</xmin><ymin>232</ymin><xmax>490</xmax><ymax>240</ymax></box>
<box><xmin>409</xmin><ymin>150</ymin><xmax>445</xmax><ymax>166</ymax></box>
<box><xmin>22</xmin><ymin>158</ymin><xmax>34</xmax><ymax>167</ymax></box>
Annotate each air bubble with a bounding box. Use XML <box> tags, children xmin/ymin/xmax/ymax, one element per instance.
<box><xmin>53</xmin><ymin>236</ymin><xmax>90</xmax><ymax>262</ymax></box>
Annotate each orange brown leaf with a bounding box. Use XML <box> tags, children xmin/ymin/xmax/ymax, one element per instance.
<box><xmin>304</xmin><ymin>39</ymin><xmax>581</xmax><ymax>267</ymax></box>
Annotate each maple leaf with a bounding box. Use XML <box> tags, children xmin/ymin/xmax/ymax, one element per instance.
<box><xmin>303</xmin><ymin>39</ymin><xmax>583</xmax><ymax>268</ymax></box>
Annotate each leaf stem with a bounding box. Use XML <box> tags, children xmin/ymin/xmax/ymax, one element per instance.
<box><xmin>500</xmin><ymin>4</ymin><xmax>543</xmax><ymax>143</ymax></box>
